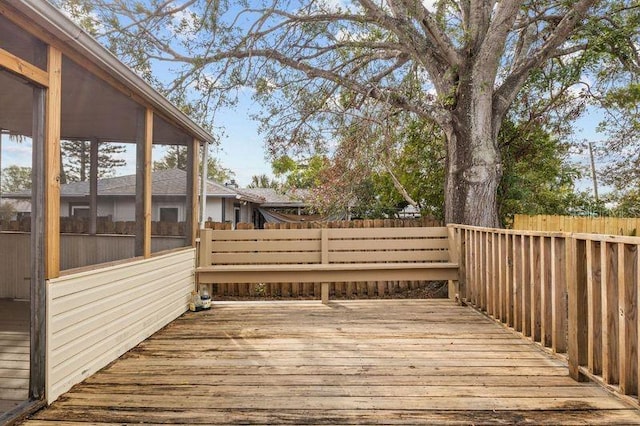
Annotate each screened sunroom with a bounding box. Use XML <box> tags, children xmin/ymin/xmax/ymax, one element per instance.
<box><xmin>0</xmin><ymin>1</ymin><xmax>212</xmax><ymax>422</ymax></box>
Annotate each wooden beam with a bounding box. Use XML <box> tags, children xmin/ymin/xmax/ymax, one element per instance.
<box><xmin>0</xmin><ymin>47</ymin><xmax>48</xmax><ymax>87</ymax></box>
<box><xmin>30</xmin><ymin>85</ymin><xmax>46</xmax><ymax>401</ymax></box>
<box><xmin>143</xmin><ymin>110</ymin><xmax>153</xmax><ymax>257</ymax></box>
<box><xmin>45</xmin><ymin>45</ymin><xmax>62</xmax><ymax>279</ymax></box>
<box><xmin>89</xmin><ymin>139</ymin><xmax>98</xmax><ymax>235</ymax></box>
<box><xmin>187</xmin><ymin>139</ymin><xmax>199</xmax><ymax>247</ymax></box>
<box><xmin>135</xmin><ymin>108</ymin><xmax>152</xmax><ymax>258</ymax></box>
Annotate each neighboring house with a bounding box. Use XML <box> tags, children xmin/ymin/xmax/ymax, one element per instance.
<box><xmin>4</xmin><ymin>169</ymin><xmax>265</xmax><ymax>227</ymax></box>
<box><xmin>3</xmin><ymin>171</ymin><xmax>324</xmax><ymax>228</ymax></box>
<box><xmin>241</xmin><ymin>187</ymin><xmax>323</xmax><ymax>225</ymax></box>
<box><xmin>0</xmin><ymin>198</ymin><xmax>31</xmax><ymax>221</ymax></box>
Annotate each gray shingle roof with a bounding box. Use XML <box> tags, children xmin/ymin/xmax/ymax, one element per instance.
<box><xmin>240</xmin><ymin>188</ymin><xmax>310</xmax><ymax>207</ymax></box>
<box><xmin>4</xmin><ymin>169</ymin><xmax>265</xmax><ymax>203</ymax></box>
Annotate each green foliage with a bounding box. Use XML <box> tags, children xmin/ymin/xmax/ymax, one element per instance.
<box><xmin>247</xmin><ymin>174</ymin><xmax>279</xmax><ymax>189</ymax></box>
<box><xmin>153</xmin><ymin>146</ymin><xmax>189</xmax><ymax>171</ymax></box>
<box><xmin>609</xmin><ymin>189</ymin><xmax>640</xmax><ymax>217</ymax></box>
<box><xmin>0</xmin><ymin>202</ymin><xmax>16</xmax><ymax>222</ymax></box>
<box><xmin>497</xmin><ymin>120</ymin><xmax>586</xmax><ymax>224</ymax></box>
<box><xmin>153</xmin><ymin>145</ymin><xmax>235</xmax><ymax>183</ymax></box>
<box><xmin>60</xmin><ymin>141</ymin><xmax>126</xmax><ymax>184</ymax></box>
<box><xmin>1</xmin><ymin>165</ymin><xmax>32</xmax><ymax>193</ymax></box>
<box><xmin>55</xmin><ymin>0</ymin><xmax>640</xmax><ymax>225</ymax></box>
<box><xmin>272</xmin><ymin>155</ymin><xmax>328</xmax><ymax>189</ymax></box>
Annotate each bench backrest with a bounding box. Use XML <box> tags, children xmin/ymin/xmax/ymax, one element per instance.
<box><xmin>199</xmin><ymin>226</ymin><xmax>454</xmax><ymax>267</ymax></box>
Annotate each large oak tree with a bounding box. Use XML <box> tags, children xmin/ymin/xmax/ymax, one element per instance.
<box><xmin>62</xmin><ymin>0</ymin><xmax>639</xmax><ymax>225</ymax></box>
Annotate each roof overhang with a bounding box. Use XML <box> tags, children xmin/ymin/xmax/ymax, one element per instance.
<box><xmin>3</xmin><ymin>0</ymin><xmax>214</xmax><ymax>145</ymax></box>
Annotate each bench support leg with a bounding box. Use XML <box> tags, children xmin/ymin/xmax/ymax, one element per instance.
<box><xmin>448</xmin><ymin>280</ymin><xmax>460</xmax><ymax>304</ymax></box>
<box><xmin>321</xmin><ymin>282</ymin><xmax>329</xmax><ymax>304</ymax></box>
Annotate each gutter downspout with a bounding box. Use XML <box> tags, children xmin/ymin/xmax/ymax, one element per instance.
<box><xmin>199</xmin><ymin>141</ymin><xmax>208</xmax><ymax>229</ymax></box>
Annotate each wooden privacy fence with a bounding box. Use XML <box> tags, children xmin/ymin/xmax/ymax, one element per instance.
<box><xmin>513</xmin><ymin>214</ymin><xmax>640</xmax><ymax>236</ymax></box>
<box><xmin>0</xmin><ymin>218</ymin><xmax>186</xmax><ymax>236</ymax></box>
<box><xmin>451</xmin><ymin>224</ymin><xmax>639</xmax><ymax>403</ymax></box>
<box><xmin>203</xmin><ymin>217</ymin><xmax>442</xmax><ymax>231</ymax></box>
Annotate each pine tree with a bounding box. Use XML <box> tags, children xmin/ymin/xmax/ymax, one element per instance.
<box><xmin>60</xmin><ymin>140</ymin><xmax>126</xmax><ymax>183</ymax></box>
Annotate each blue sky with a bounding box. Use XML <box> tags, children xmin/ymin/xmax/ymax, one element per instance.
<box><xmin>0</xmin><ymin>99</ymin><xmax>611</xmax><ymax>193</ymax></box>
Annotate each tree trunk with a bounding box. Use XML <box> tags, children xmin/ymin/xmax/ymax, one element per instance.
<box><xmin>444</xmin><ymin>80</ymin><xmax>502</xmax><ymax>227</ymax></box>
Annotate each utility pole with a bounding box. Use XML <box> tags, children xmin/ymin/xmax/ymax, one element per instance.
<box><xmin>588</xmin><ymin>141</ymin><xmax>599</xmax><ymax>203</ymax></box>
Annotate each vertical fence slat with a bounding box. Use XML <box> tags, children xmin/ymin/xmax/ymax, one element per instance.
<box><xmin>601</xmin><ymin>241</ymin><xmax>619</xmax><ymax>384</ymax></box>
<box><xmin>485</xmin><ymin>232</ymin><xmax>492</xmax><ymax>315</ymax></box>
<box><xmin>541</xmin><ymin>237</ymin><xmax>553</xmax><ymax>348</ymax></box>
<box><xmin>568</xmin><ymin>238</ymin><xmax>588</xmax><ymax>381</ymax></box>
<box><xmin>498</xmin><ymin>233</ymin><xmax>505</xmax><ymax>322</ymax></box>
<box><xmin>466</xmin><ymin>230</ymin><xmax>473</xmax><ymax>304</ymax></box>
<box><xmin>521</xmin><ymin>236</ymin><xmax>531</xmax><ymax>337</ymax></box>
<box><xmin>587</xmin><ymin>240</ymin><xmax>602</xmax><ymax>376</ymax></box>
<box><xmin>530</xmin><ymin>236</ymin><xmax>542</xmax><ymax>342</ymax></box>
<box><xmin>480</xmin><ymin>231</ymin><xmax>487</xmax><ymax>310</ymax></box>
<box><xmin>552</xmin><ymin>236</ymin><xmax>568</xmax><ymax>353</ymax></box>
<box><xmin>513</xmin><ymin>235</ymin><xmax>522</xmax><ymax>332</ymax></box>
<box><xmin>491</xmin><ymin>233</ymin><xmax>499</xmax><ymax>318</ymax></box>
<box><xmin>474</xmin><ymin>229</ymin><xmax>479</xmax><ymax>306</ymax></box>
<box><xmin>618</xmin><ymin>243</ymin><xmax>638</xmax><ymax>395</ymax></box>
<box><xmin>506</xmin><ymin>234</ymin><xmax>514</xmax><ymax>328</ymax></box>
<box><xmin>459</xmin><ymin>229</ymin><xmax>467</xmax><ymax>301</ymax></box>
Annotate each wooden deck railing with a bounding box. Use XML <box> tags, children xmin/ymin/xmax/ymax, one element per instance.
<box><xmin>450</xmin><ymin>224</ymin><xmax>639</xmax><ymax>402</ymax></box>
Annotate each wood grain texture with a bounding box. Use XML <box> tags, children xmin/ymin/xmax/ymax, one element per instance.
<box><xmin>45</xmin><ymin>45</ymin><xmax>62</xmax><ymax>279</ymax></box>
<box><xmin>24</xmin><ymin>300</ymin><xmax>640</xmax><ymax>425</ymax></box>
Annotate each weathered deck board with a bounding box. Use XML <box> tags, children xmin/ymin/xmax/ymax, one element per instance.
<box><xmin>25</xmin><ymin>299</ymin><xmax>640</xmax><ymax>425</ymax></box>
<box><xmin>0</xmin><ymin>300</ymin><xmax>30</xmax><ymax>416</ymax></box>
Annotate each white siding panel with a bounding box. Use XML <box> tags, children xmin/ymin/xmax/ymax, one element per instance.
<box><xmin>205</xmin><ymin>198</ymin><xmax>223</xmax><ymax>222</ymax></box>
<box><xmin>46</xmin><ymin>249</ymin><xmax>195</xmax><ymax>403</ymax></box>
<box><xmin>112</xmin><ymin>198</ymin><xmax>136</xmax><ymax>221</ymax></box>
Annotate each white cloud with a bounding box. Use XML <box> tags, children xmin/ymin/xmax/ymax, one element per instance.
<box><xmin>318</xmin><ymin>0</ymin><xmax>355</xmax><ymax>13</ymax></box>
<box><xmin>169</xmin><ymin>8</ymin><xmax>200</xmax><ymax>42</ymax></box>
<box><xmin>422</xmin><ymin>0</ymin><xmax>437</xmax><ymax>13</ymax></box>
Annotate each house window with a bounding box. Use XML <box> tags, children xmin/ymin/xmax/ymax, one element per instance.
<box><xmin>159</xmin><ymin>207</ymin><xmax>179</xmax><ymax>223</ymax></box>
<box><xmin>70</xmin><ymin>204</ymin><xmax>90</xmax><ymax>218</ymax></box>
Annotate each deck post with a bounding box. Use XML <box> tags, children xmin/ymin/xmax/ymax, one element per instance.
<box><xmin>321</xmin><ymin>228</ymin><xmax>329</xmax><ymax>304</ymax></box>
<box><xmin>447</xmin><ymin>225</ymin><xmax>460</xmax><ymax>302</ymax></box>
<box><xmin>199</xmin><ymin>228</ymin><xmax>213</xmax><ymax>268</ymax></box>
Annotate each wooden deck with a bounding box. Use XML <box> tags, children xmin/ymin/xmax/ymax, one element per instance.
<box><xmin>24</xmin><ymin>299</ymin><xmax>640</xmax><ymax>425</ymax></box>
<box><xmin>0</xmin><ymin>300</ymin><xmax>29</xmax><ymax>415</ymax></box>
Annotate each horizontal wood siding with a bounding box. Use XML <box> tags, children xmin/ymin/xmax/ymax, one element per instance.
<box><xmin>46</xmin><ymin>249</ymin><xmax>195</xmax><ymax>403</ymax></box>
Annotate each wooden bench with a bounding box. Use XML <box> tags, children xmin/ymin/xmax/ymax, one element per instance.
<box><xmin>196</xmin><ymin>226</ymin><xmax>459</xmax><ymax>303</ymax></box>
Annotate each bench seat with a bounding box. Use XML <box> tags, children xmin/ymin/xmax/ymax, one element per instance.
<box><xmin>196</xmin><ymin>262</ymin><xmax>459</xmax><ymax>284</ymax></box>
<box><xmin>196</xmin><ymin>226</ymin><xmax>460</xmax><ymax>303</ymax></box>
